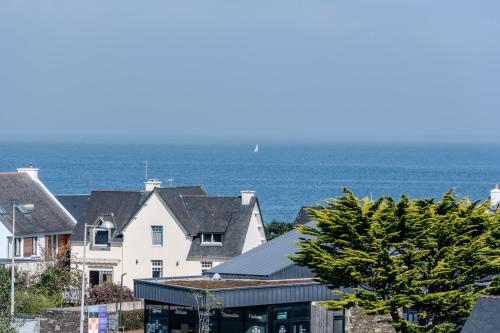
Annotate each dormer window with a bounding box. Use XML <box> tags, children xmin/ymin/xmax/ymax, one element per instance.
<box><xmin>94</xmin><ymin>228</ymin><xmax>110</xmax><ymax>246</ymax></box>
<box><xmin>92</xmin><ymin>216</ymin><xmax>115</xmax><ymax>247</ymax></box>
<box><xmin>201</xmin><ymin>233</ymin><xmax>223</xmax><ymax>245</ymax></box>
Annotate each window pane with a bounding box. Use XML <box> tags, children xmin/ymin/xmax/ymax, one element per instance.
<box><xmin>201</xmin><ymin>234</ymin><xmax>209</xmax><ymax>243</ymax></box>
<box><xmin>32</xmin><ymin>237</ymin><xmax>38</xmax><ymax>255</ymax></box>
<box><xmin>152</xmin><ymin>226</ymin><xmax>163</xmax><ymax>246</ymax></box>
<box><xmin>213</xmin><ymin>234</ymin><xmax>222</xmax><ymax>243</ymax></box>
<box><xmin>95</xmin><ymin>230</ymin><xmax>109</xmax><ymax>245</ymax></box>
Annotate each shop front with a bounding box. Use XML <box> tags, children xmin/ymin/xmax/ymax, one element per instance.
<box><xmin>136</xmin><ymin>277</ymin><xmax>345</xmax><ymax>333</ymax></box>
<box><xmin>145</xmin><ymin>302</ymin><xmax>320</xmax><ymax>333</ymax></box>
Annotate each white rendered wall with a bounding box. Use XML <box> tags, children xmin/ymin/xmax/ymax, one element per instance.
<box><xmin>0</xmin><ymin>221</ymin><xmax>11</xmax><ymax>259</ymax></box>
<box><xmin>121</xmin><ymin>192</ymin><xmax>201</xmax><ymax>288</ymax></box>
<box><xmin>241</xmin><ymin>203</ymin><xmax>267</xmax><ymax>253</ymax></box>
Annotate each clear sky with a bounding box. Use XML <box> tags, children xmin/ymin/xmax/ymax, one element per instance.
<box><xmin>0</xmin><ymin>1</ymin><xmax>499</xmax><ymax>144</ymax></box>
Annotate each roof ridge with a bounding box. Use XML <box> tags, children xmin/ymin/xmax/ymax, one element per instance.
<box><xmin>0</xmin><ymin>172</ymin><xmax>22</xmax><ymax>175</ymax></box>
<box><xmin>91</xmin><ymin>189</ymin><xmax>144</xmax><ymax>193</ymax></box>
<box><xmin>159</xmin><ymin>185</ymin><xmax>204</xmax><ymax>189</ymax></box>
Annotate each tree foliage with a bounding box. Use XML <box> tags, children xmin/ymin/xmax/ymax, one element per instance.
<box><xmin>291</xmin><ymin>188</ymin><xmax>500</xmax><ymax>333</ymax></box>
<box><xmin>265</xmin><ymin>220</ymin><xmax>297</xmax><ymax>240</ymax></box>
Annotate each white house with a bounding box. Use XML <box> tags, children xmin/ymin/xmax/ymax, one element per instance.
<box><xmin>0</xmin><ymin>165</ymin><xmax>76</xmax><ymax>270</ymax></box>
<box><xmin>63</xmin><ymin>180</ymin><xmax>266</xmax><ymax>289</ymax></box>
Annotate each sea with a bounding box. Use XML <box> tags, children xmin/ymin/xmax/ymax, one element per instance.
<box><xmin>1</xmin><ymin>142</ymin><xmax>500</xmax><ymax>222</ymax></box>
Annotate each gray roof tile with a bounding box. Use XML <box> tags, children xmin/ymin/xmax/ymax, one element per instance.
<box><xmin>56</xmin><ymin>194</ymin><xmax>90</xmax><ymax>221</ymax></box>
<box><xmin>0</xmin><ymin>173</ymin><xmax>75</xmax><ymax>235</ymax></box>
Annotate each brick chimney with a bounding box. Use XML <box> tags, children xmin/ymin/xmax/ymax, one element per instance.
<box><xmin>145</xmin><ymin>179</ymin><xmax>162</xmax><ymax>192</ymax></box>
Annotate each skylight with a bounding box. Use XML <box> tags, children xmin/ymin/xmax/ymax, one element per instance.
<box><xmin>0</xmin><ymin>205</ymin><xmax>6</xmax><ymax>215</ymax></box>
<box><xmin>16</xmin><ymin>205</ymin><xmax>31</xmax><ymax>214</ymax></box>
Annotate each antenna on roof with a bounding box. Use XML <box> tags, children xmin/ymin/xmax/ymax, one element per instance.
<box><xmin>144</xmin><ymin>161</ymin><xmax>149</xmax><ymax>181</ymax></box>
<box><xmin>166</xmin><ymin>178</ymin><xmax>174</xmax><ymax>187</ymax></box>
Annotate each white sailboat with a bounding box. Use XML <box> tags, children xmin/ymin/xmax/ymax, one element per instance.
<box><xmin>254</xmin><ymin>144</ymin><xmax>259</xmax><ymax>153</ymax></box>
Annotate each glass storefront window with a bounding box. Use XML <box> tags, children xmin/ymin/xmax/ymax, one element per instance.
<box><xmin>170</xmin><ymin>307</ymin><xmax>193</xmax><ymax>333</ymax></box>
<box><xmin>145</xmin><ymin>305</ymin><xmax>168</xmax><ymax>333</ymax></box>
<box><xmin>246</xmin><ymin>310</ymin><xmax>268</xmax><ymax>333</ymax></box>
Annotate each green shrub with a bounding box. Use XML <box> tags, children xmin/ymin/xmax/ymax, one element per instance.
<box><xmin>15</xmin><ymin>289</ymin><xmax>60</xmax><ymax>315</ymax></box>
<box><xmin>121</xmin><ymin>309</ymin><xmax>144</xmax><ymax>330</ymax></box>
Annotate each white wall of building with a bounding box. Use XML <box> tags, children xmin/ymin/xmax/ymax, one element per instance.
<box><xmin>241</xmin><ymin>202</ymin><xmax>267</xmax><ymax>253</ymax></box>
<box><xmin>0</xmin><ymin>221</ymin><xmax>11</xmax><ymax>259</ymax></box>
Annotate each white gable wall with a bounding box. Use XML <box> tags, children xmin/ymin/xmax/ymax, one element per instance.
<box><xmin>241</xmin><ymin>202</ymin><xmax>267</xmax><ymax>253</ymax></box>
<box><xmin>121</xmin><ymin>192</ymin><xmax>202</xmax><ymax>288</ymax></box>
<box><xmin>0</xmin><ymin>221</ymin><xmax>11</xmax><ymax>259</ymax></box>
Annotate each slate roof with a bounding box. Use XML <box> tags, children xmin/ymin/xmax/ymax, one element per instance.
<box><xmin>70</xmin><ymin>185</ymin><xmax>261</xmax><ymax>261</ymax></box>
<box><xmin>71</xmin><ymin>190</ymin><xmax>147</xmax><ymax>242</ymax></box>
<box><xmin>208</xmin><ymin>220</ymin><xmax>314</xmax><ymax>278</ymax></box>
<box><xmin>0</xmin><ymin>173</ymin><xmax>75</xmax><ymax>235</ymax></box>
<box><xmin>462</xmin><ymin>296</ymin><xmax>500</xmax><ymax>333</ymax></box>
<box><xmin>186</xmin><ymin>196</ymin><xmax>258</xmax><ymax>261</ymax></box>
<box><xmin>293</xmin><ymin>206</ymin><xmax>319</xmax><ymax>225</ymax></box>
<box><xmin>155</xmin><ymin>186</ymin><xmax>207</xmax><ymax>235</ymax></box>
<box><xmin>56</xmin><ymin>194</ymin><xmax>90</xmax><ymax>221</ymax></box>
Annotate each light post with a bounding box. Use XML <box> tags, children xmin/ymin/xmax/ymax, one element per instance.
<box><xmin>10</xmin><ymin>202</ymin><xmax>34</xmax><ymax>320</ymax></box>
<box><xmin>79</xmin><ymin>220</ymin><xmax>115</xmax><ymax>333</ymax></box>
<box><xmin>118</xmin><ymin>273</ymin><xmax>127</xmax><ymax>331</ymax></box>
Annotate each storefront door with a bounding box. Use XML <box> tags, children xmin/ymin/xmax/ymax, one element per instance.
<box><xmin>292</xmin><ymin>322</ymin><xmax>308</xmax><ymax>333</ymax></box>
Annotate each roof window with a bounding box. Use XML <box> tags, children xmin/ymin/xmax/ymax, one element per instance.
<box><xmin>201</xmin><ymin>233</ymin><xmax>223</xmax><ymax>246</ymax></box>
<box><xmin>0</xmin><ymin>205</ymin><xmax>7</xmax><ymax>215</ymax></box>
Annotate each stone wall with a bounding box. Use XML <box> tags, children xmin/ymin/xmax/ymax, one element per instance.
<box><xmin>39</xmin><ymin>301</ymin><xmax>143</xmax><ymax>333</ymax></box>
<box><xmin>346</xmin><ymin>306</ymin><xmax>396</xmax><ymax>333</ymax></box>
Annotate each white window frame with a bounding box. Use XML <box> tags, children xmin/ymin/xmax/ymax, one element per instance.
<box><xmin>14</xmin><ymin>238</ymin><xmax>22</xmax><ymax>257</ymax></box>
<box><xmin>89</xmin><ymin>268</ymin><xmax>113</xmax><ymax>285</ymax></box>
<box><xmin>93</xmin><ymin>228</ymin><xmax>111</xmax><ymax>247</ymax></box>
<box><xmin>201</xmin><ymin>233</ymin><xmax>223</xmax><ymax>246</ymax></box>
<box><xmin>151</xmin><ymin>226</ymin><xmax>163</xmax><ymax>246</ymax></box>
<box><xmin>151</xmin><ymin>260</ymin><xmax>163</xmax><ymax>278</ymax></box>
<box><xmin>31</xmin><ymin>236</ymin><xmax>38</xmax><ymax>256</ymax></box>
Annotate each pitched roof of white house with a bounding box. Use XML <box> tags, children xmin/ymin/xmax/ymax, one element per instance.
<box><xmin>0</xmin><ymin>172</ymin><xmax>76</xmax><ymax>236</ymax></box>
<box><xmin>67</xmin><ymin>185</ymin><xmax>263</xmax><ymax>260</ymax></box>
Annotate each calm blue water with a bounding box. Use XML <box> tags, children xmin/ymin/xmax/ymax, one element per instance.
<box><xmin>1</xmin><ymin>143</ymin><xmax>500</xmax><ymax>222</ymax></box>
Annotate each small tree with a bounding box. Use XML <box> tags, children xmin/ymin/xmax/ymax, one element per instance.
<box><xmin>291</xmin><ymin>188</ymin><xmax>500</xmax><ymax>333</ymax></box>
<box><xmin>192</xmin><ymin>289</ymin><xmax>223</xmax><ymax>333</ymax></box>
<box><xmin>265</xmin><ymin>220</ymin><xmax>297</xmax><ymax>240</ymax></box>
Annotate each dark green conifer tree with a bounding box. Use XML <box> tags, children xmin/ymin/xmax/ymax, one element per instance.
<box><xmin>291</xmin><ymin>189</ymin><xmax>500</xmax><ymax>333</ymax></box>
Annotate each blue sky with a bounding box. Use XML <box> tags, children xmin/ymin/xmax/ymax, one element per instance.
<box><xmin>0</xmin><ymin>1</ymin><xmax>499</xmax><ymax>143</ymax></box>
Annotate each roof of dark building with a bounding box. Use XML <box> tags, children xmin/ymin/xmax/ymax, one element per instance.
<box><xmin>134</xmin><ymin>276</ymin><xmax>338</xmax><ymax>308</ymax></box>
<box><xmin>56</xmin><ymin>194</ymin><xmax>90</xmax><ymax>221</ymax></box>
<box><xmin>186</xmin><ymin>196</ymin><xmax>258</xmax><ymax>261</ymax></box>
<box><xmin>293</xmin><ymin>206</ymin><xmax>319</xmax><ymax>225</ymax></box>
<box><xmin>156</xmin><ymin>186</ymin><xmax>207</xmax><ymax>235</ymax></box>
<box><xmin>208</xmin><ymin>219</ymin><xmax>315</xmax><ymax>278</ymax></box>
<box><xmin>71</xmin><ymin>190</ymin><xmax>147</xmax><ymax>242</ymax></box>
<box><xmin>0</xmin><ymin>173</ymin><xmax>75</xmax><ymax>235</ymax></box>
<box><xmin>462</xmin><ymin>296</ymin><xmax>500</xmax><ymax>333</ymax></box>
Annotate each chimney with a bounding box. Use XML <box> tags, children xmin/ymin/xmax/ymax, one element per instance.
<box><xmin>241</xmin><ymin>190</ymin><xmax>256</xmax><ymax>205</ymax></box>
<box><xmin>17</xmin><ymin>163</ymin><xmax>39</xmax><ymax>180</ymax></box>
<box><xmin>491</xmin><ymin>184</ymin><xmax>500</xmax><ymax>210</ymax></box>
<box><xmin>145</xmin><ymin>179</ymin><xmax>162</xmax><ymax>192</ymax></box>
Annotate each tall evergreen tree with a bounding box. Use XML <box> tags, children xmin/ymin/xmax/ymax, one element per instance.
<box><xmin>291</xmin><ymin>189</ymin><xmax>500</xmax><ymax>333</ymax></box>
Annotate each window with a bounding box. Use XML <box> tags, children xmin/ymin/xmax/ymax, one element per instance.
<box><xmin>89</xmin><ymin>269</ymin><xmax>113</xmax><ymax>286</ymax></box>
<box><xmin>32</xmin><ymin>237</ymin><xmax>38</xmax><ymax>256</ymax></box>
<box><xmin>201</xmin><ymin>233</ymin><xmax>223</xmax><ymax>245</ymax></box>
<box><xmin>94</xmin><ymin>229</ymin><xmax>110</xmax><ymax>246</ymax></box>
<box><xmin>151</xmin><ymin>226</ymin><xmax>163</xmax><ymax>246</ymax></box>
<box><xmin>201</xmin><ymin>261</ymin><xmax>213</xmax><ymax>273</ymax></box>
<box><xmin>14</xmin><ymin>238</ymin><xmax>22</xmax><ymax>257</ymax></box>
<box><xmin>46</xmin><ymin>235</ymin><xmax>57</xmax><ymax>259</ymax></box>
<box><xmin>152</xmin><ymin>260</ymin><xmax>163</xmax><ymax>278</ymax></box>
<box><xmin>0</xmin><ymin>204</ymin><xmax>7</xmax><ymax>215</ymax></box>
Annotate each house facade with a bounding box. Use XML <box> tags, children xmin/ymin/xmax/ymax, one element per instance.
<box><xmin>65</xmin><ymin>180</ymin><xmax>266</xmax><ymax>289</ymax></box>
<box><xmin>0</xmin><ymin>165</ymin><xmax>76</xmax><ymax>270</ymax></box>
